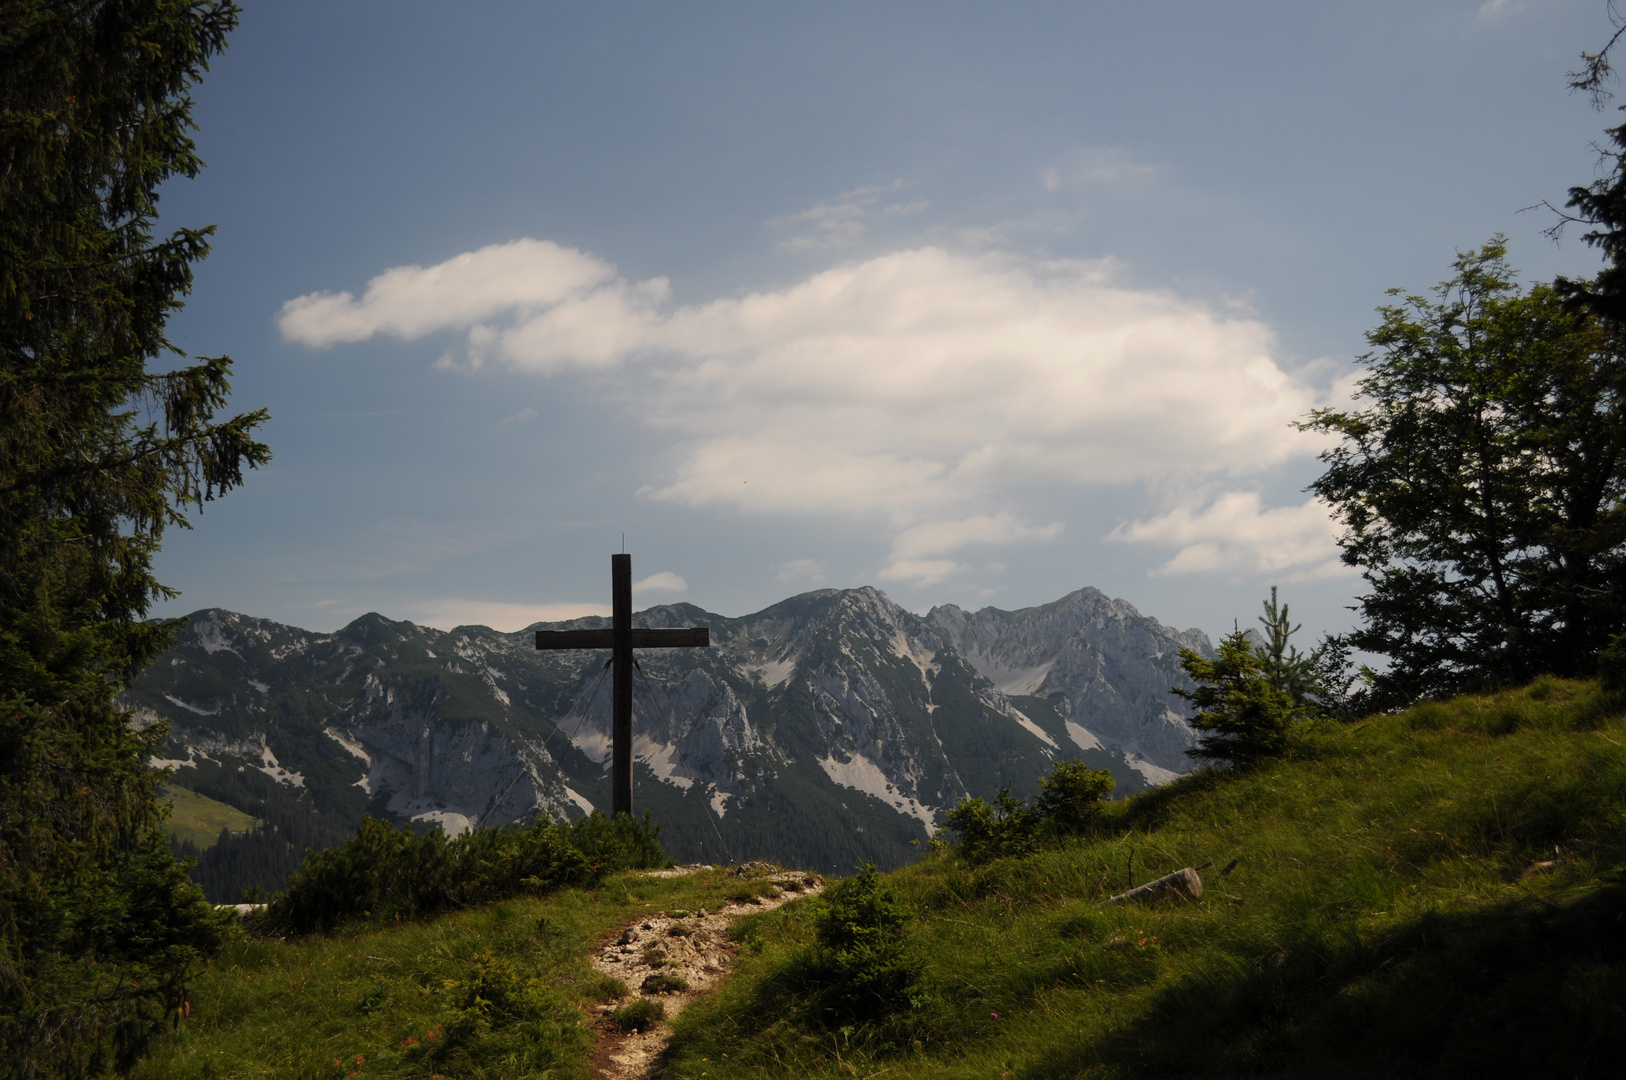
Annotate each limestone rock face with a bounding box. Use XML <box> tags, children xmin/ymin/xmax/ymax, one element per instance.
<box><xmin>928</xmin><ymin>587</ymin><xmax>1212</xmax><ymax>779</ymax></box>
<box><xmin>128</xmin><ymin>585</ymin><xmax>1211</xmax><ymax>882</ymax></box>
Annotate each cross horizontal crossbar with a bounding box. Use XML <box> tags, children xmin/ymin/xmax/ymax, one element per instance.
<box><xmin>534</xmin><ymin>627</ymin><xmax>710</xmax><ymax>651</ymax></box>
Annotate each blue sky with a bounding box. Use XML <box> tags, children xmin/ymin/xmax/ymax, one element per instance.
<box><xmin>153</xmin><ymin>0</ymin><xmax>1616</xmax><ymax>642</ymax></box>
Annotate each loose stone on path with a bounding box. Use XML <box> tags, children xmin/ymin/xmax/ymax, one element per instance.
<box><xmin>588</xmin><ymin>866</ymin><xmax>823</xmax><ymax>1080</ymax></box>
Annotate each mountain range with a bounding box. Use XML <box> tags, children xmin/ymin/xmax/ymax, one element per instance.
<box><xmin>124</xmin><ymin>585</ymin><xmax>1212</xmax><ymax>899</ymax></box>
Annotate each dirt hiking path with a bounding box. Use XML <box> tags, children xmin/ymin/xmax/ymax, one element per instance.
<box><xmin>588</xmin><ymin>865</ymin><xmax>823</xmax><ymax>1080</ymax></box>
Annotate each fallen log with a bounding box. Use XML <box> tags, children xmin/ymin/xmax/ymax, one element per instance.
<box><xmin>1105</xmin><ymin>867</ymin><xmax>1203</xmax><ymax>905</ymax></box>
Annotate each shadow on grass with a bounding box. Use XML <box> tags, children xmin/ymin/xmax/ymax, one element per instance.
<box><xmin>1033</xmin><ymin>883</ymin><xmax>1626</xmax><ymax>1079</ymax></box>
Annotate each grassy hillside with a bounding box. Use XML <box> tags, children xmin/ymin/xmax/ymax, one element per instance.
<box><xmin>138</xmin><ymin>678</ymin><xmax>1626</xmax><ymax>1078</ymax></box>
<box><xmin>668</xmin><ymin>676</ymin><xmax>1626</xmax><ymax>1078</ymax></box>
<box><xmin>132</xmin><ymin>868</ymin><xmax>789</xmax><ymax>1080</ymax></box>
<box><xmin>161</xmin><ymin>784</ymin><xmax>261</xmax><ymax>851</ymax></box>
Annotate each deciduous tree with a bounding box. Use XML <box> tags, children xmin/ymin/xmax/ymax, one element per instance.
<box><xmin>1302</xmin><ymin>241</ymin><xmax>1626</xmax><ymax>707</ymax></box>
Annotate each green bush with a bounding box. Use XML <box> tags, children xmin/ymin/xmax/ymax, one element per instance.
<box><xmin>1033</xmin><ymin>759</ymin><xmax>1115</xmax><ymax>832</ymax></box>
<box><xmin>1174</xmin><ymin>627</ymin><xmax>1304</xmax><ymax>766</ymax></box>
<box><xmin>610</xmin><ymin>998</ymin><xmax>665</xmax><ymax>1032</ymax></box>
<box><xmin>943</xmin><ymin>788</ymin><xmax>1038</xmax><ymax>863</ymax></box>
<box><xmin>567</xmin><ymin>809</ymin><xmax>668</xmax><ymax>873</ymax></box>
<box><xmin>592</xmin><ymin>975</ymin><xmax>629</xmax><ymax>1002</ymax></box>
<box><xmin>261</xmin><ymin>811</ymin><xmax>666</xmax><ymax>935</ymax></box>
<box><xmin>640</xmin><ymin>973</ymin><xmax>689</xmax><ymax>994</ymax></box>
<box><xmin>807</xmin><ymin>864</ymin><xmax>922</xmax><ymax>1024</ymax></box>
<box><xmin>406</xmin><ymin>951</ymin><xmax>580</xmax><ymax>1073</ymax></box>
<box><xmin>1599</xmin><ymin>632</ymin><xmax>1626</xmax><ymax>692</ymax></box>
<box><xmin>944</xmin><ymin>759</ymin><xmax>1115</xmax><ymax>863</ymax></box>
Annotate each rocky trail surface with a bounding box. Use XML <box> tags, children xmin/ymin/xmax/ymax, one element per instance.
<box><xmin>589</xmin><ymin>865</ymin><xmax>823</xmax><ymax>1080</ymax></box>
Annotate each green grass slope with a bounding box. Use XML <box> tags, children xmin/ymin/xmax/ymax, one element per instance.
<box><xmin>162</xmin><ymin>784</ymin><xmax>261</xmax><ymax>851</ymax></box>
<box><xmin>134</xmin><ymin>679</ymin><xmax>1626</xmax><ymax>1079</ymax></box>
<box><xmin>667</xmin><ymin>677</ymin><xmax>1626</xmax><ymax>1079</ymax></box>
<box><xmin>133</xmin><ymin>868</ymin><xmax>795</xmax><ymax>1080</ymax></box>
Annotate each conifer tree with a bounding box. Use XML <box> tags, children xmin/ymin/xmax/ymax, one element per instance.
<box><xmin>1173</xmin><ymin>628</ymin><xmax>1302</xmax><ymax>767</ymax></box>
<box><xmin>1</xmin><ymin>3</ymin><xmax>266</xmax><ymax>1075</ymax></box>
<box><xmin>1254</xmin><ymin>586</ymin><xmax>1323</xmax><ymax>710</ymax></box>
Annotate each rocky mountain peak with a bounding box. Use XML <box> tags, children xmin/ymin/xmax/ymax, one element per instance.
<box><xmin>132</xmin><ymin>583</ymin><xmax>1212</xmax><ymax>898</ymax></box>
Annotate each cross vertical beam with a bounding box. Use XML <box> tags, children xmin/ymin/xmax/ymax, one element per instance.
<box><xmin>611</xmin><ymin>553</ymin><xmax>633</xmax><ymax>817</ymax></box>
<box><xmin>534</xmin><ymin>554</ymin><xmax>710</xmax><ymax>820</ymax></box>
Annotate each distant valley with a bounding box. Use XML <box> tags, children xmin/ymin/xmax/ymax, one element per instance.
<box><xmin>127</xmin><ymin>586</ymin><xmax>1212</xmax><ymax>900</ymax></box>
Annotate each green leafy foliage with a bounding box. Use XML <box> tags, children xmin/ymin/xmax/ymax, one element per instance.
<box><xmin>640</xmin><ymin>973</ymin><xmax>690</xmax><ymax>994</ymax></box>
<box><xmin>0</xmin><ymin>2</ymin><xmax>268</xmax><ymax>1075</ymax></box>
<box><xmin>945</xmin><ymin>759</ymin><xmax>1116</xmax><ymax>863</ymax></box>
<box><xmin>1173</xmin><ymin>627</ymin><xmax>1303</xmax><ymax>767</ymax></box>
<box><xmin>1032</xmin><ymin>759</ymin><xmax>1117</xmax><ymax>833</ymax></box>
<box><xmin>261</xmin><ymin>811</ymin><xmax>666</xmax><ymax>935</ymax></box>
<box><xmin>1303</xmin><ymin>240</ymin><xmax>1626</xmax><ymax>707</ymax></box>
<box><xmin>610</xmin><ymin>997</ymin><xmax>666</xmax><ymax>1031</ymax></box>
<box><xmin>806</xmin><ymin>864</ymin><xmax>922</xmax><ymax>1024</ymax></box>
<box><xmin>944</xmin><ymin>788</ymin><xmax>1040</xmax><ymax>864</ymax></box>
<box><xmin>1600</xmin><ymin>631</ymin><xmax>1626</xmax><ymax>692</ymax></box>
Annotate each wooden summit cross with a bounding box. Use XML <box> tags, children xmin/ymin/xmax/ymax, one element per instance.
<box><xmin>534</xmin><ymin>554</ymin><xmax>709</xmax><ymax>817</ymax></box>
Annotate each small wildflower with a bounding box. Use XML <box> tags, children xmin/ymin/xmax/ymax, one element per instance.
<box><xmin>990</xmin><ymin>1011</ymin><xmax>999</xmax><ymax>1019</ymax></box>
<box><xmin>355</xmin><ymin>1055</ymin><xmax>365</xmax><ymax>1064</ymax></box>
<box><xmin>332</xmin><ymin>1060</ymin><xmax>342</xmax><ymax>1068</ymax></box>
<box><xmin>401</xmin><ymin>1037</ymin><xmax>418</xmax><ymax>1046</ymax></box>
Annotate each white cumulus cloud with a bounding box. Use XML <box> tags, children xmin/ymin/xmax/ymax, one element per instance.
<box><xmin>879</xmin><ymin>512</ymin><xmax>1063</xmax><ymax>585</ymax></box>
<box><xmin>774</xmin><ymin>558</ymin><xmax>826</xmax><ymax>583</ymax></box>
<box><xmin>282</xmin><ymin>238</ymin><xmax>1340</xmax><ymax>581</ymax></box>
<box><xmin>632</xmin><ymin>571</ymin><xmax>688</xmax><ymax>597</ymax></box>
<box><xmin>1110</xmin><ymin>492</ymin><xmax>1351</xmax><ymax>580</ymax></box>
<box><xmin>276</xmin><ymin>238</ymin><xmax>616</xmax><ymax>348</ymax></box>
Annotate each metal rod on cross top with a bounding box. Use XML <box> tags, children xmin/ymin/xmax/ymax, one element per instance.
<box><xmin>534</xmin><ymin>554</ymin><xmax>710</xmax><ymax>817</ymax></box>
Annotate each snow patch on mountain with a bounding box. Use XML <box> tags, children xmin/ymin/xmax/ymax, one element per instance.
<box><xmin>256</xmin><ymin>744</ymin><xmax>304</xmax><ymax>787</ymax></box>
<box><xmin>192</xmin><ymin>615</ymin><xmax>240</xmax><ymax>656</ymax></box>
<box><xmin>164</xmin><ymin>694</ymin><xmax>218</xmax><ymax>717</ymax></box>
<box><xmin>710</xmin><ymin>787</ymin><xmax>732</xmax><ymax>818</ymax></box>
<box><xmin>755</xmin><ymin>656</ymin><xmax>796</xmax><ymax>688</ymax></box>
<box><xmin>412</xmin><ymin>810</ymin><xmax>474</xmax><ymax>837</ymax></box>
<box><xmin>635</xmin><ymin>736</ymin><xmax>695</xmax><ymax>790</ymax></box>
<box><xmin>818</xmin><ymin>752</ymin><xmax>936</xmax><ymax>834</ymax></box>
<box><xmin>1128</xmin><ymin>754</ymin><xmax>1181</xmax><ymax>785</ymax></box>
<box><xmin>1065</xmin><ymin>721</ymin><xmax>1103</xmax><ymax>752</ymax></box>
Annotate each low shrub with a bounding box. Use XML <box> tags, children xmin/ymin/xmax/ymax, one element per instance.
<box><xmin>944</xmin><ymin>759</ymin><xmax>1115</xmax><ymax>863</ymax></box>
<box><xmin>610</xmin><ymin>998</ymin><xmax>665</xmax><ymax>1032</ymax></box>
<box><xmin>1600</xmin><ymin>631</ymin><xmax>1626</xmax><ymax>691</ymax></box>
<box><xmin>943</xmin><ymin>788</ymin><xmax>1038</xmax><ymax>863</ymax></box>
<box><xmin>806</xmin><ymin>863</ymin><xmax>922</xmax><ymax>1024</ymax></box>
<box><xmin>591</xmin><ymin>975</ymin><xmax>629</xmax><ymax>1002</ymax></box>
<box><xmin>261</xmin><ymin>811</ymin><xmax>666</xmax><ymax>935</ymax></box>
<box><xmin>1034</xmin><ymin>759</ymin><xmax>1116</xmax><ymax>831</ymax></box>
<box><xmin>404</xmin><ymin>951</ymin><xmax>576</xmax><ymax>1072</ymax></box>
<box><xmin>640</xmin><ymin>973</ymin><xmax>689</xmax><ymax>994</ymax></box>
<box><xmin>726</xmin><ymin>880</ymin><xmax>783</xmax><ymax>904</ymax></box>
